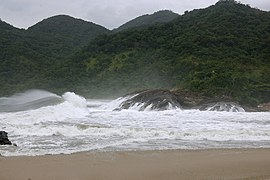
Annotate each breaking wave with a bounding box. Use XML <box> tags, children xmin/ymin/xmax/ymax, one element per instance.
<box><xmin>206</xmin><ymin>102</ymin><xmax>245</xmax><ymax>112</ymax></box>
<box><xmin>0</xmin><ymin>90</ymin><xmax>62</xmax><ymax>112</ymax></box>
<box><xmin>0</xmin><ymin>90</ymin><xmax>87</xmax><ymax>113</ymax></box>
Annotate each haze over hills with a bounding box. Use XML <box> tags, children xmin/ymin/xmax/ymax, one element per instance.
<box><xmin>0</xmin><ymin>0</ymin><xmax>269</xmax><ymax>106</ymax></box>
<box><xmin>114</xmin><ymin>10</ymin><xmax>179</xmax><ymax>32</ymax></box>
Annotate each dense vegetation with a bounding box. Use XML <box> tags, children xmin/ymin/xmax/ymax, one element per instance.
<box><xmin>27</xmin><ymin>15</ymin><xmax>110</xmax><ymax>57</ymax></box>
<box><xmin>114</xmin><ymin>10</ymin><xmax>179</xmax><ymax>32</ymax></box>
<box><xmin>0</xmin><ymin>0</ymin><xmax>269</xmax><ymax>105</ymax></box>
<box><xmin>0</xmin><ymin>15</ymin><xmax>110</xmax><ymax>94</ymax></box>
<box><xmin>67</xmin><ymin>0</ymin><xmax>270</xmax><ymax>104</ymax></box>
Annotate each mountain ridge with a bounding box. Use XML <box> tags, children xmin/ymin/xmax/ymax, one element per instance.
<box><xmin>26</xmin><ymin>15</ymin><xmax>111</xmax><ymax>52</ymax></box>
<box><xmin>27</xmin><ymin>15</ymin><xmax>110</xmax><ymax>41</ymax></box>
<box><xmin>114</xmin><ymin>10</ymin><xmax>179</xmax><ymax>32</ymax></box>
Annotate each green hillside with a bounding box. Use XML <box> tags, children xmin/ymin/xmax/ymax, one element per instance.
<box><xmin>67</xmin><ymin>0</ymin><xmax>270</xmax><ymax>104</ymax></box>
<box><xmin>0</xmin><ymin>16</ymin><xmax>110</xmax><ymax>95</ymax></box>
<box><xmin>0</xmin><ymin>0</ymin><xmax>269</xmax><ymax>105</ymax></box>
<box><xmin>27</xmin><ymin>15</ymin><xmax>110</xmax><ymax>57</ymax></box>
<box><xmin>114</xmin><ymin>10</ymin><xmax>179</xmax><ymax>32</ymax></box>
<box><xmin>0</xmin><ymin>20</ymin><xmax>41</xmax><ymax>93</ymax></box>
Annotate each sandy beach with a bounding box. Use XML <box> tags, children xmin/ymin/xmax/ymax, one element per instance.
<box><xmin>0</xmin><ymin>149</ymin><xmax>270</xmax><ymax>180</ymax></box>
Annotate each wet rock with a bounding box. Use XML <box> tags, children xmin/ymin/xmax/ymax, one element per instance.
<box><xmin>257</xmin><ymin>102</ymin><xmax>270</xmax><ymax>112</ymax></box>
<box><xmin>172</xmin><ymin>89</ymin><xmax>247</xmax><ymax>112</ymax></box>
<box><xmin>117</xmin><ymin>89</ymin><xmax>182</xmax><ymax>111</ymax></box>
<box><xmin>115</xmin><ymin>89</ymin><xmax>256</xmax><ymax>112</ymax></box>
<box><xmin>198</xmin><ymin>102</ymin><xmax>245</xmax><ymax>112</ymax></box>
<box><xmin>172</xmin><ymin>89</ymin><xmax>206</xmax><ymax>108</ymax></box>
<box><xmin>0</xmin><ymin>131</ymin><xmax>12</xmax><ymax>145</ymax></box>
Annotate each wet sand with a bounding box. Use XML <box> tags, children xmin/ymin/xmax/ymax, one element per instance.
<box><xmin>1</xmin><ymin>149</ymin><xmax>270</xmax><ymax>180</ymax></box>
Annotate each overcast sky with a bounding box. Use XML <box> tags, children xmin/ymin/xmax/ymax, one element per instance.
<box><xmin>0</xmin><ymin>0</ymin><xmax>269</xmax><ymax>30</ymax></box>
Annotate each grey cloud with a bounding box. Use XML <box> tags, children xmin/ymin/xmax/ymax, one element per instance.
<box><xmin>0</xmin><ymin>0</ymin><xmax>269</xmax><ymax>29</ymax></box>
<box><xmin>242</xmin><ymin>0</ymin><xmax>270</xmax><ymax>11</ymax></box>
<box><xmin>83</xmin><ymin>0</ymin><xmax>218</xmax><ymax>29</ymax></box>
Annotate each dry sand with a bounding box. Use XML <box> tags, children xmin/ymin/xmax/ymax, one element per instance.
<box><xmin>1</xmin><ymin>149</ymin><xmax>270</xmax><ymax>180</ymax></box>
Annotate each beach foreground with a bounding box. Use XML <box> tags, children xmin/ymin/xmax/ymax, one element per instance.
<box><xmin>1</xmin><ymin>149</ymin><xmax>270</xmax><ymax>180</ymax></box>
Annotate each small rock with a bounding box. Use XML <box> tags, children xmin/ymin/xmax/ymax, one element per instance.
<box><xmin>257</xmin><ymin>102</ymin><xmax>270</xmax><ymax>112</ymax></box>
<box><xmin>0</xmin><ymin>131</ymin><xmax>12</xmax><ymax>145</ymax></box>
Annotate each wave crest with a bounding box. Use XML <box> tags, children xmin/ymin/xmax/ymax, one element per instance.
<box><xmin>0</xmin><ymin>90</ymin><xmax>88</xmax><ymax>112</ymax></box>
<box><xmin>0</xmin><ymin>89</ymin><xmax>62</xmax><ymax>112</ymax></box>
<box><xmin>62</xmin><ymin>92</ymin><xmax>87</xmax><ymax>109</ymax></box>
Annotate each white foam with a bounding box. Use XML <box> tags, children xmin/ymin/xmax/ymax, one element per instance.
<box><xmin>101</xmin><ymin>94</ymin><xmax>181</xmax><ymax>111</ymax></box>
<box><xmin>62</xmin><ymin>92</ymin><xmax>87</xmax><ymax>109</ymax></box>
<box><xmin>1</xmin><ymin>98</ymin><xmax>270</xmax><ymax>156</ymax></box>
<box><xmin>0</xmin><ymin>92</ymin><xmax>89</xmax><ymax>136</ymax></box>
<box><xmin>206</xmin><ymin>102</ymin><xmax>245</xmax><ymax>112</ymax></box>
<box><xmin>100</xmin><ymin>94</ymin><xmax>137</xmax><ymax>110</ymax></box>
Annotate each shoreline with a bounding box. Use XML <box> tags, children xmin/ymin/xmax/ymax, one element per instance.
<box><xmin>1</xmin><ymin>148</ymin><xmax>270</xmax><ymax>179</ymax></box>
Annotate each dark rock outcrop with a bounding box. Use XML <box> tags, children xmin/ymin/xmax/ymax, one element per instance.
<box><xmin>117</xmin><ymin>89</ymin><xmax>181</xmax><ymax>111</ymax></box>
<box><xmin>0</xmin><ymin>131</ymin><xmax>12</xmax><ymax>145</ymax></box>
<box><xmin>257</xmin><ymin>102</ymin><xmax>270</xmax><ymax>112</ymax></box>
<box><xmin>114</xmin><ymin>89</ymin><xmax>259</xmax><ymax>112</ymax></box>
<box><xmin>172</xmin><ymin>89</ymin><xmax>206</xmax><ymax>108</ymax></box>
<box><xmin>172</xmin><ymin>89</ymin><xmax>247</xmax><ymax>112</ymax></box>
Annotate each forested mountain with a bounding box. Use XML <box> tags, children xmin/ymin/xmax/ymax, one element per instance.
<box><xmin>114</xmin><ymin>10</ymin><xmax>179</xmax><ymax>32</ymax></box>
<box><xmin>28</xmin><ymin>15</ymin><xmax>109</xmax><ymax>40</ymax></box>
<box><xmin>0</xmin><ymin>20</ymin><xmax>17</xmax><ymax>31</ymax></box>
<box><xmin>66</xmin><ymin>0</ymin><xmax>270</xmax><ymax>104</ymax></box>
<box><xmin>0</xmin><ymin>16</ymin><xmax>110</xmax><ymax>94</ymax></box>
<box><xmin>0</xmin><ymin>19</ymin><xmax>25</xmax><ymax>45</ymax></box>
<box><xmin>27</xmin><ymin>15</ymin><xmax>110</xmax><ymax>56</ymax></box>
<box><xmin>0</xmin><ymin>20</ymin><xmax>40</xmax><ymax>93</ymax></box>
<box><xmin>0</xmin><ymin>0</ymin><xmax>269</xmax><ymax>105</ymax></box>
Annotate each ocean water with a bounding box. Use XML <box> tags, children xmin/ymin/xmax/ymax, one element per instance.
<box><xmin>0</xmin><ymin>90</ymin><xmax>270</xmax><ymax>156</ymax></box>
